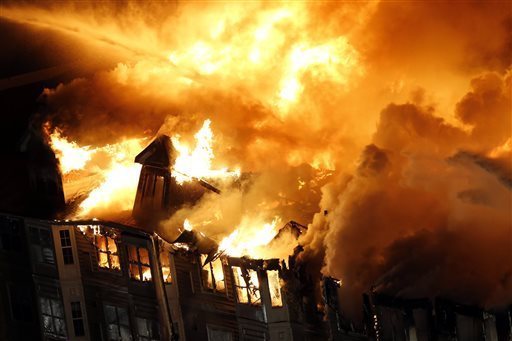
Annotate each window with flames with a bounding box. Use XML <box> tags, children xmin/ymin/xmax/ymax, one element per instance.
<box><xmin>128</xmin><ymin>245</ymin><xmax>152</xmax><ymax>282</ymax></box>
<box><xmin>160</xmin><ymin>250</ymin><xmax>172</xmax><ymax>284</ymax></box>
<box><xmin>200</xmin><ymin>255</ymin><xmax>225</xmax><ymax>293</ymax></box>
<box><xmin>267</xmin><ymin>270</ymin><xmax>283</xmax><ymax>308</ymax></box>
<box><xmin>232</xmin><ymin>266</ymin><xmax>261</xmax><ymax>305</ymax></box>
<box><xmin>93</xmin><ymin>232</ymin><xmax>120</xmax><ymax>271</ymax></box>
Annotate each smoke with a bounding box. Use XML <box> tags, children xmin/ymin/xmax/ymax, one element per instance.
<box><xmin>2</xmin><ymin>0</ymin><xmax>511</xmax><ymax>321</ymax></box>
<box><xmin>303</xmin><ymin>70</ymin><xmax>511</xmax><ymax>318</ymax></box>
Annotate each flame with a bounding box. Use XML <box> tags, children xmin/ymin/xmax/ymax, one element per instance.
<box><xmin>171</xmin><ymin>119</ymin><xmax>240</xmax><ymax>184</ymax></box>
<box><xmin>47</xmin><ymin>127</ymin><xmax>94</xmax><ymax>174</ymax></box>
<box><xmin>183</xmin><ymin>219</ymin><xmax>193</xmax><ymax>231</ymax></box>
<box><xmin>47</xmin><ymin>127</ymin><xmax>147</xmax><ymax>217</ymax></box>
<box><xmin>219</xmin><ymin>217</ymin><xmax>280</xmax><ymax>258</ymax></box>
<box><xmin>489</xmin><ymin>137</ymin><xmax>512</xmax><ymax>158</ymax></box>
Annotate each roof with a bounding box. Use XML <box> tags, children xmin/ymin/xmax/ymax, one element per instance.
<box><xmin>134</xmin><ymin>135</ymin><xmax>174</xmax><ymax>168</ymax></box>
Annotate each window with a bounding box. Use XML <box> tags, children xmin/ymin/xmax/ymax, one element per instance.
<box><xmin>136</xmin><ymin>318</ymin><xmax>160</xmax><ymax>341</ymax></box>
<box><xmin>232</xmin><ymin>266</ymin><xmax>261</xmax><ymax>305</ymax></box>
<box><xmin>8</xmin><ymin>284</ymin><xmax>33</xmax><ymax>322</ymax></box>
<box><xmin>30</xmin><ymin>227</ymin><xmax>55</xmax><ymax>264</ymax></box>
<box><xmin>139</xmin><ymin>172</ymin><xmax>167</xmax><ymax>208</ymax></box>
<box><xmin>207</xmin><ymin>325</ymin><xmax>233</xmax><ymax>341</ymax></box>
<box><xmin>40</xmin><ymin>297</ymin><xmax>66</xmax><ymax>338</ymax></box>
<box><xmin>0</xmin><ymin>217</ymin><xmax>22</xmax><ymax>252</ymax></box>
<box><xmin>104</xmin><ymin>305</ymin><xmax>132</xmax><ymax>341</ymax></box>
<box><xmin>94</xmin><ymin>233</ymin><xmax>120</xmax><ymax>270</ymax></box>
<box><xmin>128</xmin><ymin>245</ymin><xmax>152</xmax><ymax>281</ymax></box>
<box><xmin>59</xmin><ymin>230</ymin><xmax>74</xmax><ymax>264</ymax></box>
<box><xmin>200</xmin><ymin>255</ymin><xmax>225</xmax><ymax>293</ymax></box>
<box><xmin>71</xmin><ymin>301</ymin><xmax>85</xmax><ymax>336</ymax></box>
<box><xmin>267</xmin><ymin>270</ymin><xmax>283</xmax><ymax>307</ymax></box>
<box><xmin>160</xmin><ymin>250</ymin><xmax>172</xmax><ymax>284</ymax></box>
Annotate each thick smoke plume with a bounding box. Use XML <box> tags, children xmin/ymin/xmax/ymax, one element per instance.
<box><xmin>2</xmin><ymin>0</ymin><xmax>511</xmax><ymax>320</ymax></box>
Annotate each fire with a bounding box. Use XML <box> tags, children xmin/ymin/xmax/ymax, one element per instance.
<box><xmin>183</xmin><ymin>219</ymin><xmax>193</xmax><ymax>231</ymax></box>
<box><xmin>47</xmin><ymin>127</ymin><xmax>94</xmax><ymax>174</ymax></box>
<box><xmin>278</xmin><ymin>37</ymin><xmax>360</xmax><ymax>107</ymax></box>
<box><xmin>171</xmin><ymin>119</ymin><xmax>240</xmax><ymax>184</ymax></box>
<box><xmin>47</xmin><ymin>127</ymin><xmax>147</xmax><ymax>217</ymax></box>
<box><xmin>219</xmin><ymin>217</ymin><xmax>281</xmax><ymax>258</ymax></box>
<box><xmin>489</xmin><ymin>137</ymin><xmax>512</xmax><ymax>158</ymax></box>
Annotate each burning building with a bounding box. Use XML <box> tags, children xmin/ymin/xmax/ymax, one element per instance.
<box><xmin>0</xmin><ymin>132</ymin><xmax>365</xmax><ymax>341</ymax></box>
<box><xmin>1</xmin><ymin>1</ymin><xmax>511</xmax><ymax>340</ymax></box>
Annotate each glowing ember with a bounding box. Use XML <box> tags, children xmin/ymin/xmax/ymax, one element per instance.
<box><xmin>171</xmin><ymin>119</ymin><xmax>240</xmax><ymax>184</ymax></box>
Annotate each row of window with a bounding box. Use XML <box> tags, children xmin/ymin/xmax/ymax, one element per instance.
<box><xmin>39</xmin><ymin>297</ymin><xmax>85</xmax><ymax>338</ymax></box>
<box><xmin>38</xmin><ymin>297</ymin><xmax>159</xmax><ymax>340</ymax></box>
<box><xmin>36</xmin><ymin>226</ymin><xmax>282</xmax><ymax>307</ymax></box>
<box><xmin>200</xmin><ymin>257</ymin><xmax>283</xmax><ymax>308</ymax></box>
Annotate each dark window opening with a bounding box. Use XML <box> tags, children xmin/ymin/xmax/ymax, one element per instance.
<box><xmin>71</xmin><ymin>301</ymin><xmax>85</xmax><ymax>336</ymax></box>
<box><xmin>104</xmin><ymin>304</ymin><xmax>131</xmax><ymax>341</ymax></box>
<box><xmin>0</xmin><ymin>217</ymin><xmax>22</xmax><ymax>253</ymax></box>
<box><xmin>59</xmin><ymin>230</ymin><xmax>74</xmax><ymax>264</ymax></box>
<box><xmin>40</xmin><ymin>297</ymin><xmax>66</xmax><ymax>338</ymax></box>
<box><xmin>8</xmin><ymin>283</ymin><xmax>33</xmax><ymax>322</ymax></box>
<box><xmin>137</xmin><ymin>318</ymin><xmax>160</xmax><ymax>341</ymax></box>
<box><xmin>30</xmin><ymin>227</ymin><xmax>55</xmax><ymax>264</ymax></box>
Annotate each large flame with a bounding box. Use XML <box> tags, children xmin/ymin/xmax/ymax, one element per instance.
<box><xmin>171</xmin><ymin>119</ymin><xmax>240</xmax><ymax>184</ymax></box>
<box><xmin>47</xmin><ymin>127</ymin><xmax>147</xmax><ymax>217</ymax></box>
<box><xmin>218</xmin><ymin>216</ymin><xmax>281</xmax><ymax>258</ymax></box>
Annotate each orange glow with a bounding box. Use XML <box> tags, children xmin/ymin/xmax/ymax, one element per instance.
<box><xmin>219</xmin><ymin>217</ymin><xmax>280</xmax><ymax>258</ymax></box>
<box><xmin>47</xmin><ymin>126</ymin><xmax>94</xmax><ymax>174</ymax></box>
<box><xmin>171</xmin><ymin>119</ymin><xmax>240</xmax><ymax>184</ymax></box>
<box><xmin>46</xmin><ymin>127</ymin><xmax>147</xmax><ymax>218</ymax></box>
<box><xmin>183</xmin><ymin>219</ymin><xmax>193</xmax><ymax>231</ymax></box>
<box><xmin>267</xmin><ymin>270</ymin><xmax>283</xmax><ymax>307</ymax></box>
<box><xmin>489</xmin><ymin>137</ymin><xmax>512</xmax><ymax>158</ymax></box>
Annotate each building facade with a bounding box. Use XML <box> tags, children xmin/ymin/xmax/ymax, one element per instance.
<box><xmin>0</xmin><ymin>213</ymin><xmax>356</xmax><ymax>341</ymax></box>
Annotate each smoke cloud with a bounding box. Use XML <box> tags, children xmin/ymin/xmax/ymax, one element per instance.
<box><xmin>2</xmin><ymin>0</ymin><xmax>511</xmax><ymax>321</ymax></box>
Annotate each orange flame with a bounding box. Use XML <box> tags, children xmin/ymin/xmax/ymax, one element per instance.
<box><xmin>219</xmin><ymin>217</ymin><xmax>280</xmax><ymax>258</ymax></box>
<box><xmin>171</xmin><ymin>119</ymin><xmax>240</xmax><ymax>184</ymax></box>
<box><xmin>47</xmin><ymin>127</ymin><xmax>147</xmax><ymax>217</ymax></box>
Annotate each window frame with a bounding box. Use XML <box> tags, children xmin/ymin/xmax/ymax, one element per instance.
<box><xmin>266</xmin><ymin>270</ymin><xmax>283</xmax><ymax>308</ymax></box>
<box><xmin>30</xmin><ymin>226</ymin><xmax>55</xmax><ymax>265</ymax></box>
<box><xmin>136</xmin><ymin>317</ymin><xmax>160</xmax><ymax>341</ymax></box>
<box><xmin>0</xmin><ymin>217</ymin><xmax>22</xmax><ymax>253</ymax></box>
<box><xmin>127</xmin><ymin>245</ymin><xmax>152</xmax><ymax>282</ymax></box>
<box><xmin>232</xmin><ymin>266</ymin><xmax>261</xmax><ymax>306</ymax></box>
<box><xmin>200</xmin><ymin>255</ymin><xmax>226</xmax><ymax>294</ymax></box>
<box><xmin>59</xmin><ymin>229</ymin><xmax>74</xmax><ymax>265</ymax></box>
<box><xmin>71</xmin><ymin>301</ymin><xmax>85</xmax><ymax>337</ymax></box>
<box><xmin>103</xmin><ymin>304</ymin><xmax>132</xmax><ymax>341</ymax></box>
<box><xmin>39</xmin><ymin>297</ymin><xmax>67</xmax><ymax>338</ymax></box>
<box><xmin>93</xmin><ymin>233</ymin><xmax>120</xmax><ymax>271</ymax></box>
<box><xmin>159</xmin><ymin>250</ymin><xmax>172</xmax><ymax>284</ymax></box>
